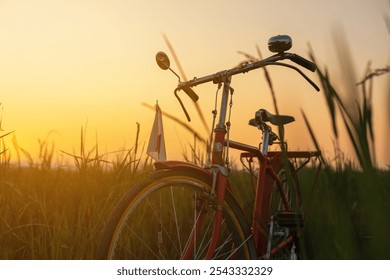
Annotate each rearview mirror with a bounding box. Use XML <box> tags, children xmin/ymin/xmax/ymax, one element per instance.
<box><xmin>156</xmin><ymin>51</ymin><xmax>170</xmax><ymax>70</ymax></box>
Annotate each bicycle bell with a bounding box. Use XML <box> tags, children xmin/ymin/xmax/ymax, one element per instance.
<box><xmin>268</xmin><ymin>35</ymin><xmax>292</xmax><ymax>53</ymax></box>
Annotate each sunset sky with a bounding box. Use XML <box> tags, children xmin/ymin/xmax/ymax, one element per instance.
<box><xmin>0</xmin><ymin>0</ymin><xmax>389</xmax><ymax>167</ymax></box>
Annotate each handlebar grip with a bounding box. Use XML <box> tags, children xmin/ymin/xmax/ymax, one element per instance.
<box><xmin>290</xmin><ymin>54</ymin><xmax>317</xmax><ymax>72</ymax></box>
<box><xmin>182</xmin><ymin>87</ymin><xmax>199</xmax><ymax>102</ymax></box>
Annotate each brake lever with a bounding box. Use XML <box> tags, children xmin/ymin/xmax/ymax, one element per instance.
<box><xmin>174</xmin><ymin>89</ymin><xmax>191</xmax><ymax>122</ymax></box>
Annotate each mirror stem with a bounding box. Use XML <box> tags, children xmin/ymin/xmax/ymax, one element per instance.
<box><xmin>169</xmin><ymin>68</ymin><xmax>181</xmax><ymax>82</ymax></box>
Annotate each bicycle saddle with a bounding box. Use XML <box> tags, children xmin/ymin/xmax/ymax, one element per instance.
<box><xmin>249</xmin><ymin>109</ymin><xmax>295</xmax><ymax>127</ymax></box>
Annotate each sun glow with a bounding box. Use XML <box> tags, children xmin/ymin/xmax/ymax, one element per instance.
<box><xmin>0</xmin><ymin>0</ymin><xmax>388</xmax><ymax>167</ymax></box>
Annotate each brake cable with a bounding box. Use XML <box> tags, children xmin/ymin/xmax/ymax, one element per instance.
<box><xmin>206</xmin><ymin>83</ymin><xmax>222</xmax><ymax>166</ymax></box>
<box><xmin>225</xmin><ymin>84</ymin><xmax>234</xmax><ymax>169</ymax></box>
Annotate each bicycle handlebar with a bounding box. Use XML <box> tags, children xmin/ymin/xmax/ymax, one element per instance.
<box><xmin>176</xmin><ymin>52</ymin><xmax>319</xmax><ymax>100</ymax></box>
<box><xmin>289</xmin><ymin>53</ymin><xmax>317</xmax><ymax>72</ymax></box>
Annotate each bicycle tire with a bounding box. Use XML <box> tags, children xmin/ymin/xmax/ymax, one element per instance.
<box><xmin>96</xmin><ymin>169</ymin><xmax>256</xmax><ymax>259</ymax></box>
<box><xmin>265</xmin><ymin>164</ymin><xmax>302</xmax><ymax>259</ymax></box>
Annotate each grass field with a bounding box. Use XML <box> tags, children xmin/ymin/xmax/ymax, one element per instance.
<box><xmin>0</xmin><ymin>157</ymin><xmax>389</xmax><ymax>259</ymax></box>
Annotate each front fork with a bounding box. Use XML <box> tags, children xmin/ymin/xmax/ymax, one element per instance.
<box><xmin>205</xmin><ymin>168</ymin><xmax>228</xmax><ymax>259</ymax></box>
<box><xmin>183</xmin><ymin>78</ymin><xmax>233</xmax><ymax>259</ymax></box>
<box><xmin>181</xmin><ymin>167</ymin><xmax>228</xmax><ymax>259</ymax></box>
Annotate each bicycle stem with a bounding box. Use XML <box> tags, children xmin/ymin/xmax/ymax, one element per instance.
<box><xmin>217</xmin><ymin>77</ymin><xmax>231</xmax><ymax>131</ymax></box>
<box><xmin>208</xmin><ymin>77</ymin><xmax>232</xmax><ymax>167</ymax></box>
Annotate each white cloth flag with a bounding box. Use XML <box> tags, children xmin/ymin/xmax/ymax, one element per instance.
<box><xmin>147</xmin><ymin>103</ymin><xmax>166</xmax><ymax>161</ymax></box>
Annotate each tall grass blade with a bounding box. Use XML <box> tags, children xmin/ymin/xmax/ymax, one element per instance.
<box><xmin>238</xmin><ymin>46</ymin><xmax>280</xmax><ymax>115</ymax></box>
<box><xmin>163</xmin><ymin>34</ymin><xmax>209</xmax><ymax>134</ymax></box>
<box><xmin>256</xmin><ymin>44</ymin><xmax>279</xmax><ymax>115</ymax></box>
<box><xmin>308</xmin><ymin>48</ymin><xmax>338</xmax><ymax>138</ymax></box>
<box><xmin>0</xmin><ymin>130</ymin><xmax>14</xmax><ymax>139</ymax></box>
<box><xmin>301</xmin><ymin>109</ymin><xmax>327</xmax><ymax>167</ymax></box>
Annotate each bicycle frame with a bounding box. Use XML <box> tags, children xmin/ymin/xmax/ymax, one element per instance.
<box><xmin>157</xmin><ymin>77</ymin><xmax>320</xmax><ymax>259</ymax></box>
<box><xmin>202</xmin><ymin>76</ymin><xmax>293</xmax><ymax>258</ymax></box>
<box><xmin>155</xmin><ymin>41</ymin><xmax>321</xmax><ymax>259</ymax></box>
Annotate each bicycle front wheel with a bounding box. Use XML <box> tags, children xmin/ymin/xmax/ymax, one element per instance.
<box><xmin>97</xmin><ymin>170</ymin><xmax>256</xmax><ymax>259</ymax></box>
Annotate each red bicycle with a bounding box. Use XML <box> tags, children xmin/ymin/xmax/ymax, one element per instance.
<box><xmin>97</xmin><ymin>35</ymin><xmax>321</xmax><ymax>260</ymax></box>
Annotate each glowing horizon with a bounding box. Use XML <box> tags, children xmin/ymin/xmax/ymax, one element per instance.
<box><xmin>0</xmin><ymin>0</ymin><xmax>389</xmax><ymax>167</ymax></box>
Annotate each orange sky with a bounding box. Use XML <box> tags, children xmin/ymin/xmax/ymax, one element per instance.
<box><xmin>0</xmin><ymin>0</ymin><xmax>389</xmax><ymax>167</ymax></box>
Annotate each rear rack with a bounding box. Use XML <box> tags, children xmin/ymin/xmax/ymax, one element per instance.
<box><xmin>227</xmin><ymin>139</ymin><xmax>321</xmax><ymax>165</ymax></box>
<box><xmin>226</xmin><ymin>139</ymin><xmax>322</xmax><ymax>216</ymax></box>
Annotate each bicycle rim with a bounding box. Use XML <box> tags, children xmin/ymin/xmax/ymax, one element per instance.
<box><xmin>99</xmin><ymin>171</ymin><xmax>255</xmax><ymax>259</ymax></box>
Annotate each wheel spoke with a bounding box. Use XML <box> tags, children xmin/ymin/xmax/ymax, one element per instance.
<box><xmin>125</xmin><ymin>225</ymin><xmax>161</xmax><ymax>259</ymax></box>
<box><xmin>170</xmin><ymin>186</ymin><xmax>182</xmax><ymax>254</ymax></box>
<box><xmin>195</xmin><ymin>209</ymin><xmax>215</xmax><ymax>258</ymax></box>
<box><xmin>145</xmin><ymin>194</ymin><xmax>180</xmax><ymax>256</ymax></box>
<box><xmin>181</xmin><ymin>193</ymin><xmax>207</xmax><ymax>259</ymax></box>
<box><xmin>226</xmin><ymin>234</ymin><xmax>254</xmax><ymax>260</ymax></box>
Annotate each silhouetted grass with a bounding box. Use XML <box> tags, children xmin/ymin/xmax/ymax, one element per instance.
<box><xmin>0</xmin><ymin>125</ymin><xmax>154</xmax><ymax>259</ymax></box>
<box><xmin>300</xmin><ymin>27</ymin><xmax>390</xmax><ymax>259</ymax></box>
